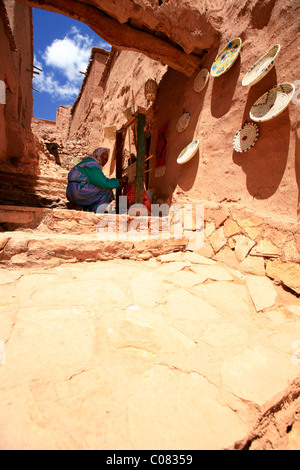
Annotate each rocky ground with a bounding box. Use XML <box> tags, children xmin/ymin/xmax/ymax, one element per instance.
<box><xmin>0</xmin><ymin>250</ymin><xmax>300</xmax><ymax>450</ymax></box>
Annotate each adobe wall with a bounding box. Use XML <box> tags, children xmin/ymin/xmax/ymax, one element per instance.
<box><xmin>144</xmin><ymin>0</ymin><xmax>300</xmax><ymax>292</ymax></box>
<box><xmin>74</xmin><ymin>1</ymin><xmax>299</xmax><ymax>293</ymax></box>
<box><xmin>68</xmin><ymin>48</ymin><xmax>109</xmax><ymax>149</ymax></box>
<box><xmin>147</xmin><ymin>2</ymin><xmax>299</xmax><ymax>222</ymax></box>
<box><xmin>0</xmin><ymin>0</ymin><xmax>37</xmax><ymax>169</ymax></box>
<box><xmin>56</xmin><ymin>105</ymin><xmax>71</xmax><ymax>143</ymax></box>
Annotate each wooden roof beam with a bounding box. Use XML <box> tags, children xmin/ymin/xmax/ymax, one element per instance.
<box><xmin>16</xmin><ymin>0</ymin><xmax>201</xmax><ymax>76</ymax></box>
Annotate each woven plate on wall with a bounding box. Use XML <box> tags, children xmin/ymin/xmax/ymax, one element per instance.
<box><xmin>177</xmin><ymin>139</ymin><xmax>200</xmax><ymax>164</ymax></box>
<box><xmin>211</xmin><ymin>38</ymin><xmax>242</xmax><ymax>77</ymax></box>
<box><xmin>233</xmin><ymin>121</ymin><xmax>260</xmax><ymax>153</ymax></box>
<box><xmin>249</xmin><ymin>82</ymin><xmax>295</xmax><ymax>122</ymax></box>
<box><xmin>193</xmin><ymin>69</ymin><xmax>209</xmax><ymax>92</ymax></box>
<box><xmin>242</xmin><ymin>44</ymin><xmax>281</xmax><ymax>87</ymax></box>
<box><xmin>176</xmin><ymin>112</ymin><xmax>191</xmax><ymax>133</ymax></box>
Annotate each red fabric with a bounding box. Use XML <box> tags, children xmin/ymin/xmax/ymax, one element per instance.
<box><xmin>155</xmin><ymin>122</ymin><xmax>169</xmax><ymax>168</ymax></box>
<box><xmin>124</xmin><ymin>183</ymin><xmax>151</xmax><ymax>211</ymax></box>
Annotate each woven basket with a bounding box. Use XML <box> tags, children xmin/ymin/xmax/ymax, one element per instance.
<box><xmin>104</xmin><ymin>125</ymin><xmax>116</xmax><ymax>141</ymax></box>
<box><xmin>193</xmin><ymin>69</ymin><xmax>209</xmax><ymax>92</ymax></box>
<box><xmin>233</xmin><ymin>121</ymin><xmax>260</xmax><ymax>153</ymax></box>
<box><xmin>177</xmin><ymin>139</ymin><xmax>200</xmax><ymax>164</ymax></box>
<box><xmin>145</xmin><ymin>79</ymin><xmax>158</xmax><ymax>101</ymax></box>
<box><xmin>242</xmin><ymin>44</ymin><xmax>281</xmax><ymax>87</ymax></box>
<box><xmin>211</xmin><ymin>38</ymin><xmax>242</xmax><ymax>77</ymax></box>
<box><xmin>123</xmin><ymin>105</ymin><xmax>138</xmax><ymax>121</ymax></box>
<box><xmin>249</xmin><ymin>82</ymin><xmax>295</xmax><ymax>122</ymax></box>
<box><xmin>176</xmin><ymin>112</ymin><xmax>191</xmax><ymax>133</ymax></box>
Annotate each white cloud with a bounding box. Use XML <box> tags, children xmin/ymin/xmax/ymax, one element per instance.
<box><xmin>33</xmin><ymin>26</ymin><xmax>111</xmax><ymax>103</ymax></box>
<box><xmin>33</xmin><ymin>55</ymin><xmax>80</xmax><ymax>101</ymax></box>
<box><xmin>44</xmin><ymin>26</ymin><xmax>93</xmax><ymax>82</ymax></box>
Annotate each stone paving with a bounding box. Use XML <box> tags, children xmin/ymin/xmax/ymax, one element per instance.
<box><xmin>0</xmin><ymin>250</ymin><xmax>300</xmax><ymax>450</ymax></box>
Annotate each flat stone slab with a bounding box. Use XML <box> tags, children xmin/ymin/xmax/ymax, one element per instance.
<box><xmin>0</xmin><ymin>257</ymin><xmax>300</xmax><ymax>450</ymax></box>
<box><xmin>246</xmin><ymin>275</ymin><xmax>278</xmax><ymax>311</ymax></box>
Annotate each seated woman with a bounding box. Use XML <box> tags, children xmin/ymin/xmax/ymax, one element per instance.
<box><xmin>66</xmin><ymin>147</ymin><xmax>128</xmax><ymax>213</ymax></box>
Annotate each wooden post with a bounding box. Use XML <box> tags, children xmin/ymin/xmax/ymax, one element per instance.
<box><xmin>116</xmin><ymin>130</ymin><xmax>124</xmax><ymax>214</ymax></box>
<box><xmin>135</xmin><ymin>113</ymin><xmax>146</xmax><ymax>204</ymax></box>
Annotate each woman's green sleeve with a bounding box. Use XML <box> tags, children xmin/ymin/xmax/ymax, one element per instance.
<box><xmin>79</xmin><ymin>166</ymin><xmax>120</xmax><ymax>189</ymax></box>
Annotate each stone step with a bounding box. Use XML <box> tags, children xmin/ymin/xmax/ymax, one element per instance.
<box><xmin>0</xmin><ymin>205</ymin><xmax>189</xmax><ymax>236</ymax></box>
<box><xmin>0</xmin><ymin>171</ymin><xmax>68</xmax><ymax>208</ymax></box>
<box><xmin>0</xmin><ymin>230</ymin><xmax>188</xmax><ymax>268</ymax></box>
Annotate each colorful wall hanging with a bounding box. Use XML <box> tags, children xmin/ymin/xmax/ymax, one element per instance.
<box><xmin>155</xmin><ymin>122</ymin><xmax>169</xmax><ymax>177</ymax></box>
<box><xmin>211</xmin><ymin>38</ymin><xmax>242</xmax><ymax>77</ymax></box>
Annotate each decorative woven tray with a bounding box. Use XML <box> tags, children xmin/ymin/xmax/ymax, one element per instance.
<box><xmin>249</xmin><ymin>82</ymin><xmax>295</xmax><ymax>122</ymax></box>
<box><xmin>242</xmin><ymin>44</ymin><xmax>281</xmax><ymax>87</ymax></box>
<box><xmin>176</xmin><ymin>112</ymin><xmax>191</xmax><ymax>133</ymax></box>
<box><xmin>177</xmin><ymin>139</ymin><xmax>200</xmax><ymax>164</ymax></box>
<box><xmin>211</xmin><ymin>38</ymin><xmax>242</xmax><ymax>77</ymax></box>
<box><xmin>233</xmin><ymin>121</ymin><xmax>260</xmax><ymax>153</ymax></box>
<box><xmin>193</xmin><ymin>69</ymin><xmax>209</xmax><ymax>92</ymax></box>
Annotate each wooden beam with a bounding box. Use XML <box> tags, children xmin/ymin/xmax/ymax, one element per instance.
<box><xmin>16</xmin><ymin>0</ymin><xmax>201</xmax><ymax>76</ymax></box>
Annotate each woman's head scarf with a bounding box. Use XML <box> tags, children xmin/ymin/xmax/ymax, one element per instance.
<box><xmin>90</xmin><ymin>147</ymin><xmax>110</xmax><ymax>167</ymax></box>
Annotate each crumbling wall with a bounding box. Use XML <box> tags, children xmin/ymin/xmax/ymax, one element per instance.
<box><xmin>0</xmin><ymin>0</ymin><xmax>37</xmax><ymax>169</ymax></box>
<box><xmin>68</xmin><ymin>48</ymin><xmax>109</xmax><ymax>149</ymax></box>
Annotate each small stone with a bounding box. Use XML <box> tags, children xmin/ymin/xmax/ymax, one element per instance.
<box><xmin>251</xmin><ymin>239</ymin><xmax>281</xmax><ymax>258</ymax></box>
<box><xmin>0</xmin><ymin>237</ymin><xmax>9</xmax><ymax>251</ymax></box>
<box><xmin>266</xmin><ymin>260</ymin><xmax>300</xmax><ymax>295</ymax></box>
<box><xmin>195</xmin><ymin>241</ymin><xmax>214</xmax><ymax>259</ymax></box>
<box><xmin>213</xmin><ymin>207</ymin><xmax>229</xmax><ymax>229</ymax></box>
<box><xmin>160</xmin><ymin>252</ymin><xmax>184</xmax><ymax>262</ymax></box>
<box><xmin>246</xmin><ymin>275</ymin><xmax>278</xmax><ymax>312</ymax></box>
<box><xmin>209</xmin><ymin>227</ymin><xmax>227</xmax><ymax>254</ymax></box>
<box><xmin>283</xmin><ymin>240</ymin><xmax>300</xmax><ymax>263</ymax></box>
<box><xmin>205</xmin><ymin>221</ymin><xmax>215</xmax><ymax>238</ymax></box>
<box><xmin>183</xmin><ymin>251</ymin><xmax>216</xmax><ymax>265</ymax></box>
<box><xmin>223</xmin><ymin>219</ymin><xmax>240</xmax><ymax>238</ymax></box>
<box><xmin>238</xmin><ymin>255</ymin><xmax>265</xmax><ymax>276</ymax></box>
<box><xmin>286</xmin><ymin>305</ymin><xmax>300</xmax><ymax>317</ymax></box>
<box><xmin>231</xmin><ymin>235</ymin><xmax>256</xmax><ymax>262</ymax></box>
<box><xmin>190</xmin><ymin>264</ymin><xmax>233</xmax><ymax>281</ymax></box>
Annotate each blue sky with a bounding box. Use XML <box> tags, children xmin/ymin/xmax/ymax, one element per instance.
<box><xmin>32</xmin><ymin>8</ymin><xmax>111</xmax><ymax>121</ymax></box>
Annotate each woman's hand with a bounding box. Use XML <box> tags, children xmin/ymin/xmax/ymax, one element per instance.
<box><xmin>118</xmin><ymin>176</ymin><xmax>129</xmax><ymax>188</ymax></box>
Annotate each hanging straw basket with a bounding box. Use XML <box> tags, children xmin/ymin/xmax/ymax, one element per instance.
<box><xmin>145</xmin><ymin>79</ymin><xmax>158</xmax><ymax>101</ymax></box>
<box><xmin>123</xmin><ymin>105</ymin><xmax>138</xmax><ymax>121</ymax></box>
<box><xmin>242</xmin><ymin>44</ymin><xmax>281</xmax><ymax>87</ymax></box>
<box><xmin>176</xmin><ymin>112</ymin><xmax>191</xmax><ymax>133</ymax></box>
<box><xmin>249</xmin><ymin>82</ymin><xmax>295</xmax><ymax>122</ymax></box>
<box><xmin>193</xmin><ymin>69</ymin><xmax>209</xmax><ymax>93</ymax></box>
<box><xmin>177</xmin><ymin>139</ymin><xmax>200</xmax><ymax>164</ymax></box>
<box><xmin>104</xmin><ymin>125</ymin><xmax>117</xmax><ymax>141</ymax></box>
<box><xmin>233</xmin><ymin>121</ymin><xmax>260</xmax><ymax>153</ymax></box>
<box><xmin>210</xmin><ymin>38</ymin><xmax>242</xmax><ymax>77</ymax></box>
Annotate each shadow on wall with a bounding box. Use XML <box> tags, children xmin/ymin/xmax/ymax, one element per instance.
<box><xmin>152</xmin><ymin>66</ymin><xmax>210</xmax><ymax>200</ymax></box>
<box><xmin>210</xmin><ymin>55</ymin><xmax>241</xmax><ymax>119</ymax></box>
<box><xmin>295</xmin><ymin>126</ymin><xmax>300</xmax><ymax>220</ymax></box>
<box><xmin>250</xmin><ymin>0</ymin><xmax>276</xmax><ymax>30</ymax></box>
<box><xmin>232</xmin><ymin>68</ymin><xmax>290</xmax><ymax>200</ymax></box>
